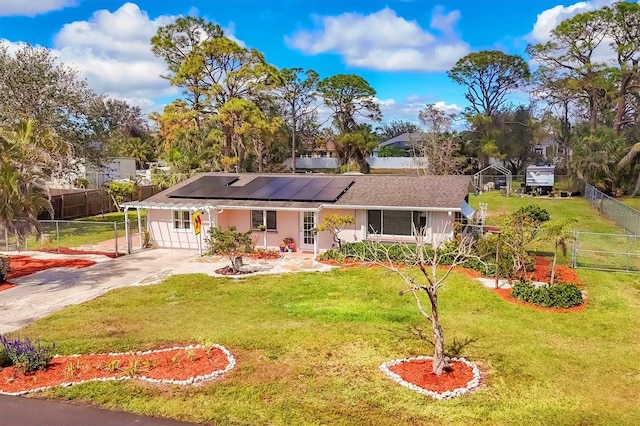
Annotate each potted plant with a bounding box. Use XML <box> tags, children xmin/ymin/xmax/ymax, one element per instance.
<box><xmin>0</xmin><ymin>255</ymin><xmax>10</xmax><ymax>283</ymax></box>
<box><xmin>282</xmin><ymin>237</ymin><xmax>295</xmax><ymax>252</ymax></box>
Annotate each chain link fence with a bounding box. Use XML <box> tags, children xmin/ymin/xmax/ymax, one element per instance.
<box><xmin>572</xmin><ymin>231</ymin><xmax>640</xmax><ymax>273</ymax></box>
<box><xmin>0</xmin><ymin>218</ymin><xmax>147</xmax><ymax>256</ymax></box>
<box><xmin>584</xmin><ymin>183</ymin><xmax>640</xmax><ymax>235</ymax></box>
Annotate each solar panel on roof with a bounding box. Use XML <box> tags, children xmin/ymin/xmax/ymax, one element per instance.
<box><xmin>167</xmin><ymin>175</ymin><xmax>355</xmax><ymax>202</ymax></box>
<box><xmin>168</xmin><ymin>176</ymin><xmax>239</xmax><ymax>198</ymax></box>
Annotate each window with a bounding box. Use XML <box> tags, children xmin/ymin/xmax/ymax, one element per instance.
<box><xmin>383</xmin><ymin>210</ymin><xmax>412</xmax><ymax>236</ymax></box>
<box><xmin>368</xmin><ymin>210</ymin><xmax>426</xmax><ymax>236</ymax></box>
<box><xmin>173</xmin><ymin>210</ymin><xmax>191</xmax><ymax>230</ymax></box>
<box><xmin>251</xmin><ymin>210</ymin><xmax>277</xmax><ymax>230</ymax></box>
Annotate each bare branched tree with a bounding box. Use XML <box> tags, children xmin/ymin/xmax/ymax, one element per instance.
<box><xmin>362</xmin><ymin>224</ymin><xmax>478</xmax><ymax>376</ymax></box>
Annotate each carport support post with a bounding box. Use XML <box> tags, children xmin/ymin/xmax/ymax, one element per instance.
<box><xmin>137</xmin><ymin>208</ymin><xmax>143</xmax><ymax>250</ymax></box>
<box><xmin>113</xmin><ymin>221</ymin><xmax>118</xmax><ymax>257</ymax></box>
<box><xmin>124</xmin><ymin>206</ymin><xmax>131</xmax><ymax>254</ymax></box>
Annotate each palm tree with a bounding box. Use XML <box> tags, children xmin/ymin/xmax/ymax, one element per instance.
<box><xmin>541</xmin><ymin>218</ymin><xmax>577</xmax><ymax>285</ymax></box>
<box><xmin>0</xmin><ymin>119</ymin><xmax>56</xmax><ymax>248</ymax></box>
<box><xmin>618</xmin><ymin>142</ymin><xmax>640</xmax><ymax>196</ymax></box>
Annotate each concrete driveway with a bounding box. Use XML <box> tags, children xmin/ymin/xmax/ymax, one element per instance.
<box><xmin>0</xmin><ymin>249</ymin><xmax>332</xmax><ymax>334</ymax></box>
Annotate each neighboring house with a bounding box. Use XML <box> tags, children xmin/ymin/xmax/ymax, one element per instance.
<box><xmin>372</xmin><ymin>132</ymin><xmax>424</xmax><ymax>157</ymax></box>
<box><xmin>122</xmin><ymin>173</ymin><xmax>475</xmax><ymax>255</ymax></box>
<box><xmin>47</xmin><ymin>157</ymin><xmax>138</xmax><ymax>189</ymax></box>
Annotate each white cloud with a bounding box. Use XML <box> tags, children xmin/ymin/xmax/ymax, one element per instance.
<box><xmin>0</xmin><ymin>0</ymin><xmax>77</xmax><ymax>17</ymax></box>
<box><xmin>285</xmin><ymin>7</ymin><xmax>470</xmax><ymax>72</ymax></box>
<box><xmin>527</xmin><ymin>0</ymin><xmax>616</xmax><ymax>43</ymax></box>
<box><xmin>374</xmin><ymin>96</ymin><xmax>462</xmax><ymax>125</ymax></box>
<box><xmin>51</xmin><ymin>2</ymin><xmax>178</xmax><ymax>106</ymax></box>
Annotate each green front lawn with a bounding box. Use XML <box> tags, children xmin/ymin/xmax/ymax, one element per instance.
<box><xmin>19</xmin><ymin>267</ymin><xmax>640</xmax><ymax>425</ymax></box>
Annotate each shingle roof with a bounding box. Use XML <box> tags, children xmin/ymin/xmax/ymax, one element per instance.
<box><xmin>126</xmin><ymin>173</ymin><xmax>473</xmax><ymax>211</ymax></box>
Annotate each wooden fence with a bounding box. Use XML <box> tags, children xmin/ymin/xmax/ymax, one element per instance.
<box><xmin>48</xmin><ymin>185</ymin><xmax>161</xmax><ymax>219</ymax></box>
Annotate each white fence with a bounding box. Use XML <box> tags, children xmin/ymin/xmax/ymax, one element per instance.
<box><xmin>286</xmin><ymin>157</ymin><xmax>428</xmax><ymax>170</ymax></box>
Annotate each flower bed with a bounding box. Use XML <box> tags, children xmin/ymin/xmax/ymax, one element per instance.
<box><xmin>380</xmin><ymin>356</ymin><xmax>481</xmax><ymax>400</ymax></box>
<box><xmin>0</xmin><ymin>344</ymin><xmax>235</xmax><ymax>396</ymax></box>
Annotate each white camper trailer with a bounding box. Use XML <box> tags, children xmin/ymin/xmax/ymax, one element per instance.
<box><xmin>525</xmin><ymin>165</ymin><xmax>555</xmax><ymax>194</ymax></box>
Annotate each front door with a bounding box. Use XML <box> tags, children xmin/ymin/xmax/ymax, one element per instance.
<box><xmin>299</xmin><ymin>211</ymin><xmax>316</xmax><ymax>250</ymax></box>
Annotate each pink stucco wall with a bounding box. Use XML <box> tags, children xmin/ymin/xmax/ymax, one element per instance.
<box><xmin>148</xmin><ymin>208</ymin><xmax>455</xmax><ymax>252</ymax></box>
<box><xmin>148</xmin><ymin>209</ymin><xmax>204</xmax><ymax>250</ymax></box>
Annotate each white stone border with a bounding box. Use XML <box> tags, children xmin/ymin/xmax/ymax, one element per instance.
<box><xmin>379</xmin><ymin>356</ymin><xmax>481</xmax><ymax>400</ymax></box>
<box><xmin>0</xmin><ymin>344</ymin><xmax>236</xmax><ymax>396</ymax></box>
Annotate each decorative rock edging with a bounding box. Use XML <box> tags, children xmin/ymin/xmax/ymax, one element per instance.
<box><xmin>0</xmin><ymin>344</ymin><xmax>236</xmax><ymax>396</ymax></box>
<box><xmin>379</xmin><ymin>356</ymin><xmax>481</xmax><ymax>400</ymax></box>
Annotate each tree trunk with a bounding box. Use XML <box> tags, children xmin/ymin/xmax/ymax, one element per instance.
<box><xmin>429</xmin><ymin>291</ymin><xmax>447</xmax><ymax>376</ymax></box>
<box><xmin>223</xmin><ymin>131</ymin><xmax>233</xmax><ymax>172</ymax></box>
<box><xmin>631</xmin><ymin>172</ymin><xmax>640</xmax><ymax>197</ymax></box>
<box><xmin>550</xmin><ymin>243</ymin><xmax>558</xmax><ymax>286</ymax></box>
<box><xmin>291</xmin><ymin>124</ymin><xmax>297</xmax><ymax>173</ymax></box>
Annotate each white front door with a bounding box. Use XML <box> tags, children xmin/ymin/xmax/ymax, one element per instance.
<box><xmin>299</xmin><ymin>211</ymin><xmax>316</xmax><ymax>250</ymax></box>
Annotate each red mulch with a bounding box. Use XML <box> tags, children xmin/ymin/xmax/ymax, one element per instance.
<box><xmin>0</xmin><ymin>255</ymin><xmax>97</xmax><ymax>291</ymax></box>
<box><xmin>388</xmin><ymin>358</ymin><xmax>475</xmax><ymax>394</ymax></box>
<box><xmin>0</xmin><ymin>346</ymin><xmax>231</xmax><ymax>394</ymax></box>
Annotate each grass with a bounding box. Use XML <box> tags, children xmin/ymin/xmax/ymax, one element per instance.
<box><xmin>469</xmin><ymin>191</ymin><xmax>621</xmax><ymax>233</ymax></box>
<box><xmin>20</xmin><ymin>211</ymin><xmax>147</xmax><ymax>250</ymax></box>
<box><xmin>16</xmin><ymin>266</ymin><xmax>640</xmax><ymax>425</ymax></box>
<box><xmin>620</xmin><ymin>196</ymin><xmax>640</xmax><ymax>212</ymax></box>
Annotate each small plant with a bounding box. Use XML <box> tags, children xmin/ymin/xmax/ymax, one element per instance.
<box><xmin>170</xmin><ymin>354</ymin><xmax>182</xmax><ymax>367</ymax></box>
<box><xmin>205</xmin><ymin>226</ymin><xmax>254</xmax><ymax>272</ymax></box>
<box><xmin>186</xmin><ymin>348</ymin><xmax>197</xmax><ymax>362</ymax></box>
<box><xmin>142</xmin><ymin>229</ymin><xmax>153</xmax><ymax>249</ymax></box>
<box><xmin>0</xmin><ymin>255</ymin><xmax>10</xmax><ymax>283</ymax></box>
<box><xmin>98</xmin><ymin>359</ymin><xmax>121</xmax><ymax>372</ymax></box>
<box><xmin>64</xmin><ymin>360</ymin><xmax>82</xmax><ymax>378</ymax></box>
<box><xmin>316</xmin><ymin>214</ymin><xmax>355</xmax><ymax>249</ymax></box>
<box><xmin>0</xmin><ymin>335</ymin><xmax>55</xmax><ymax>374</ymax></box>
<box><xmin>120</xmin><ymin>357</ymin><xmax>141</xmax><ymax>377</ymax></box>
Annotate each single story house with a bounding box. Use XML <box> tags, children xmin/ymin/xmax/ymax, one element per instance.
<box><xmin>122</xmin><ymin>173</ymin><xmax>475</xmax><ymax>256</ymax></box>
<box><xmin>372</xmin><ymin>132</ymin><xmax>424</xmax><ymax>157</ymax></box>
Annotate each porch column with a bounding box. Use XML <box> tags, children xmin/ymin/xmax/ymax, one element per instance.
<box><xmin>263</xmin><ymin>209</ymin><xmax>268</xmax><ymax>249</ymax></box>
<box><xmin>313</xmin><ymin>211</ymin><xmax>318</xmax><ymax>259</ymax></box>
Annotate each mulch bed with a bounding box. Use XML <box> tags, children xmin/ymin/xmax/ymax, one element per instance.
<box><xmin>388</xmin><ymin>358</ymin><xmax>475</xmax><ymax>394</ymax></box>
<box><xmin>0</xmin><ymin>345</ymin><xmax>234</xmax><ymax>395</ymax></box>
<box><xmin>214</xmin><ymin>266</ymin><xmax>257</xmax><ymax>275</ymax></box>
<box><xmin>0</xmin><ymin>255</ymin><xmax>98</xmax><ymax>291</ymax></box>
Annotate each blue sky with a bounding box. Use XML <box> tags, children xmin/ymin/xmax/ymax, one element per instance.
<box><xmin>0</xmin><ymin>0</ymin><xmax>624</xmax><ymax>125</ymax></box>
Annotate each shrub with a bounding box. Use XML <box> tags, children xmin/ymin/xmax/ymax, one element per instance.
<box><xmin>0</xmin><ymin>255</ymin><xmax>9</xmax><ymax>283</ymax></box>
<box><xmin>511</xmin><ymin>281</ymin><xmax>583</xmax><ymax>308</ymax></box>
<box><xmin>0</xmin><ymin>335</ymin><xmax>55</xmax><ymax>373</ymax></box>
<box><xmin>318</xmin><ymin>249</ymin><xmax>345</xmax><ymax>261</ymax></box>
<box><xmin>515</xmin><ymin>204</ymin><xmax>550</xmax><ymax>224</ymax></box>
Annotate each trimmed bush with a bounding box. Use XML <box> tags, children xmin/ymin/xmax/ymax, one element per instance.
<box><xmin>0</xmin><ymin>335</ymin><xmax>55</xmax><ymax>373</ymax></box>
<box><xmin>511</xmin><ymin>281</ymin><xmax>583</xmax><ymax>308</ymax></box>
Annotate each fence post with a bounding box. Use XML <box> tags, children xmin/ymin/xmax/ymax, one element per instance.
<box><xmin>571</xmin><ymin>230</ymin><xmax>578</xmax><ymax>268</ymax></box>
<box><xmin>627</xmin><ymin>234</ymin><xmax>632</xmax><ymax>272</ymax></box>
<box><xmin>113</xmin><ymin>221</ymin><xmax>118</xmax><ymax>258</ymax></box>
<box><xmin>56</xmin><ymin>221</ymin><xmax>60</xmax><ymax>253</ymax></box>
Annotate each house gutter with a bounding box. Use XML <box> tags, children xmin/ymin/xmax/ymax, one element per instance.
<box><xmin>319</xmin><ymin>204</ymin><xmax>462</xmax><ymax>213</ymax></box>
